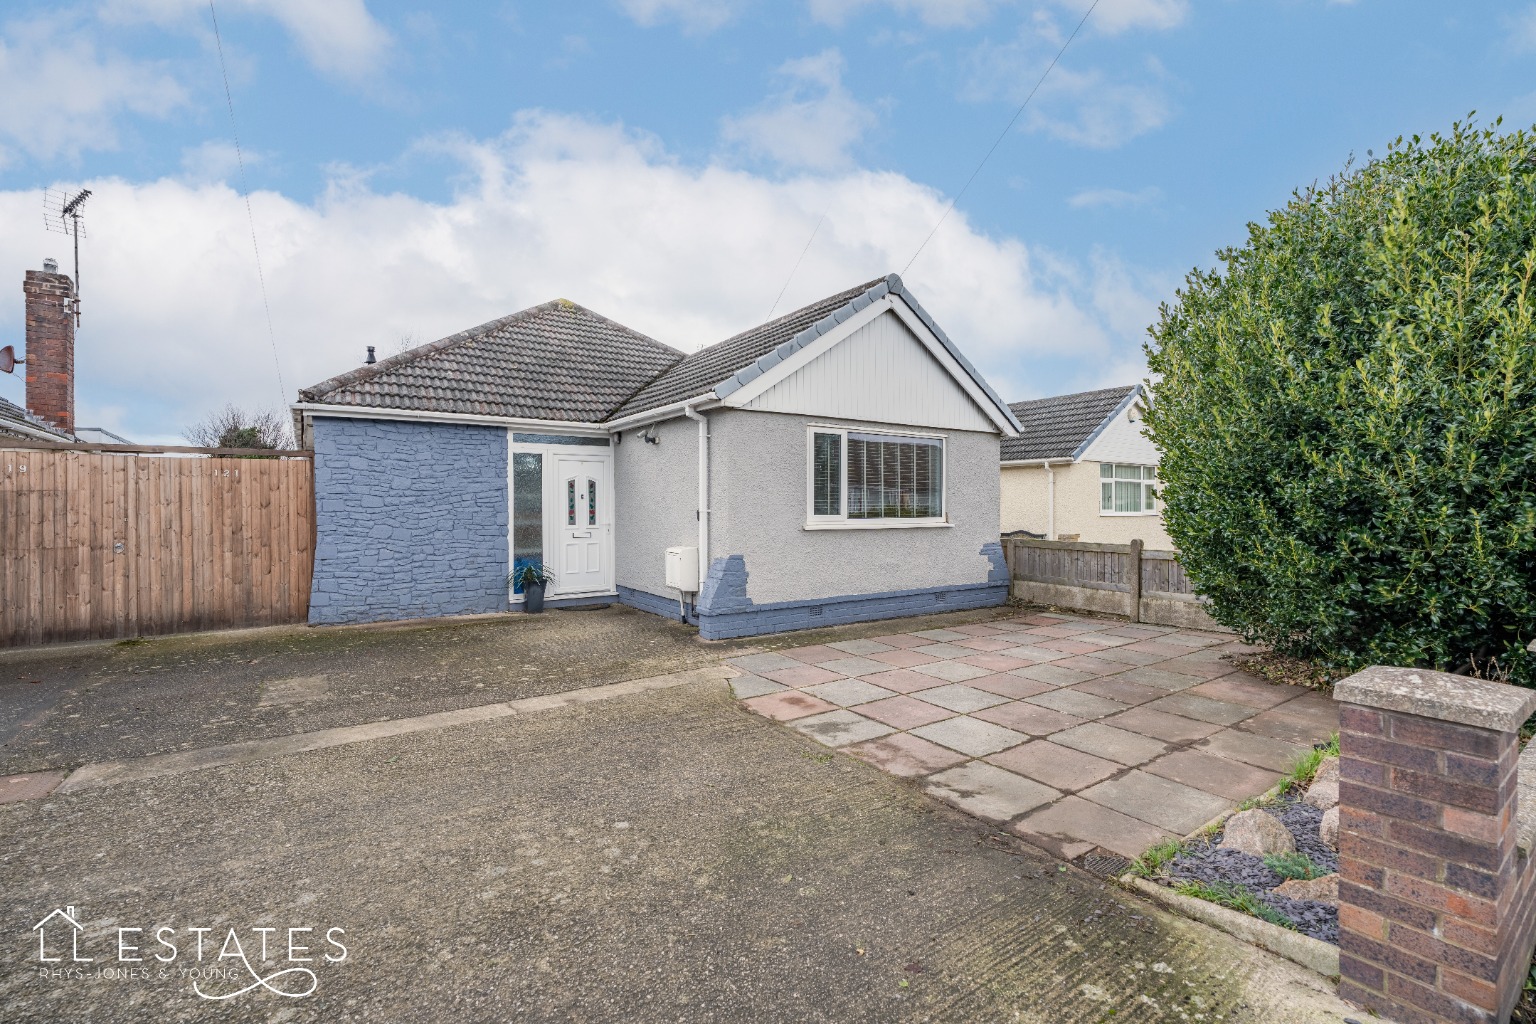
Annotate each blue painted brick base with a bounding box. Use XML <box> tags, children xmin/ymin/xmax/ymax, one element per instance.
<box><xmin>695</xmin><ymin>582</ymin><xmax>1010</xmax><ymax>640</ymax></box>
<box><xmin>617</xmin><ymin>585</ymin><xmax>689</xmax><ymax>622</ymax></box>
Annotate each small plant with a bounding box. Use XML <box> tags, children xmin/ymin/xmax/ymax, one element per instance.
<box><xmin>508</xmin><ymin>561</ymin><xmax>555</xmax><ymax>593</ymax></box>
<box><xmin>1264</xmin><ymin>851</ymin><xmax>1325</xmax><ymax>881</ymax></box>
<box><xmin>1131</xmin><ymin>838</ymin><xmax>1184</xmax><ymax>878</ymax></box>
<box><xmin>1282</xmin><ymin>734</ymin><xmax>1340</xmax><ymax>793</ymax></box>
<box><xmin>1173</xmin><ymin>880</ymin><xmax>1295</xmax><ymax>930</ymax></box>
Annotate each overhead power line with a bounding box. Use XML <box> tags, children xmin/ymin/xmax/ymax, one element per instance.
<box><xmin>207</xmin><ymin>0</ymin><xmax>287</xmax><ymax>411</ymax></box>
<box><xmin>766</xmin><ymin>209</ymin><xmax>828</xmax><ymax>320</ymax></box>
<box><xmin>901</xmin><ymin>0</ymin><xmax>1101</xmax><ymax>276</ymax></box>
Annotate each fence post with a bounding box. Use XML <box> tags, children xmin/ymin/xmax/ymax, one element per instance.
<box><xmin>1333</xmin><ymin>666</ymin><xmax>1536</xmax><ymax>1024</ymax></box>
<box><xmin>1128</xmin><ymin>538</ymin><xmax>1143</xmax><ymax>623</ymax></box>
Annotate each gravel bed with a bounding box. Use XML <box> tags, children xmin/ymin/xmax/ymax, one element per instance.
<box><xmin>1161</xmin><ymin>796</ymin><xmax>1339</xmax><ymax>944</ymax></box>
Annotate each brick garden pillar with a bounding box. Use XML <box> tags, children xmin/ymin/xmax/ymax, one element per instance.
<box><xmin>1334</xmin><ymin>666</ymin><xmax>1536</xmax><ymax>1024</ymax></box>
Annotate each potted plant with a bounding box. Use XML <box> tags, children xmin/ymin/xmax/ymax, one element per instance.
<box><xmin>510</xmin><ymin>561</ymin><xmax>555</xmax><ymax>613</ymax></box>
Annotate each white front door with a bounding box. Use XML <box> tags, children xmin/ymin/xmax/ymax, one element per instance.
<box><xmin>552</xmin><ymin>455</ymin><xmax>610</xmax><ymax>595</ymax></box>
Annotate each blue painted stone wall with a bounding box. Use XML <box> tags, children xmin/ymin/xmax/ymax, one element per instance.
<box><xmin>310</xmin><ymin>417</ymin><xmax>509</xmax><ymax>625</ymax></box>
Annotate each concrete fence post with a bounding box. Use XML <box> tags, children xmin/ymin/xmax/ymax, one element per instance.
<box><xmin>1333</xmin><ymin>666</ymin><xmax>1536</xmax><ymax>1024</ymax></box>
<box><xmin>1127</xmin><ymin>538</ymin><xmax>1143</xmax><ymax>624</ymax></box>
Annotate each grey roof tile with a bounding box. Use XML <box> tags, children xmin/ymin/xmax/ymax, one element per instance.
<box><xmin>298</xmin><ymin>300</ymin><xmax>684</xmax><ymax>423</ymax></box>
<box><xmin>607</xmin><ymin>277</ymin><xmax>885</xmax><ymax>420</ymax></box>
<box><xmin>0</xmin><ymin>395</ymin><xmax>74</xmax><ymax>441</ymax></box>
<box><xmin>1000</xmin><ymin>385</ymin><xmax>1138</xmax><ymax>462</ymax></box>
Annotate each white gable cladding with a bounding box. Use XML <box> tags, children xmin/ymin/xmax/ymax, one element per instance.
<box><xmin>738</xmin><ymin>310</ymin><xmax>995</xmax><ymax>432</ymax></box>
<box><xmin>1081</xmin><ymin>402</ymin><xmax>1160</xmax><ymax>464</ymax></box>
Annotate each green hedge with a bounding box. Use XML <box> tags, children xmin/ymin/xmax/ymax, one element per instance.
<box><xmin>1145</xmin><ymin>119</ymin><xmax>1536</xmax><ymax>684</ymax></box>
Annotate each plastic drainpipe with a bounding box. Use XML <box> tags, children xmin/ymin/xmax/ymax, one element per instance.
<box><xmin>683</xmin><ymin>403</ymin><xmax>710</xmax><ymax>622</ymax></box>
<box><xmin>1046</xmin><ymin>462</ymin><xmax>1056</xmax><ymax>540</ymax></box>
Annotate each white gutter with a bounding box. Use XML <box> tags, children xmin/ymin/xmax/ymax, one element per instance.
<box><xmin>0</xmin><ymin>419</ymin><xmax>75</xmax><ymax>443</ymax></box>
<box><xmin>604</xmin><ymin>395</ymin><xmax>721</xmax><ymax>433</ymax></box>
<box><xmin>291</xmin><ymin>402</ymin><xmax>611</xmax><ymax>436</ymax></box>
<box><xmin>683</xmin><ymin>402</ymin><xmax>710</xmax><ymax>592</ymax></box>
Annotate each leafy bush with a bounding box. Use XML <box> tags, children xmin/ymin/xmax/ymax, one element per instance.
<box><xmin>1145</xmin><ymin>118</ymin><xmax>1536</xmax><ymax>684</ymax></box>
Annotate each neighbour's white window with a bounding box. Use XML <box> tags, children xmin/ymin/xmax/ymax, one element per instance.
<box><xmin>808</xmin><ymin>428</ymin><xmax>945</xmax><ymax>525</ymax></box>
<box><xmin>1100</xmin><ymin>463</ymin><xmax>1158</xmax><ymax>515</ymax></box>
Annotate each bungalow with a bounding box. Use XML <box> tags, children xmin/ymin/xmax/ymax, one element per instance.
<box><xmin>999</xmin><ymin>384</ymin><xmax>1173</xmax><ymax>548</ymax></box>
<box><xmin>294</xmin><ymin>274</ymin><xmax>1022</xmax><ymax>640</ymax></box>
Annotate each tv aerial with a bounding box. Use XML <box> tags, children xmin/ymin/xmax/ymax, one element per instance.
<box><xmin>42</xmin><ymin>187</ymin><xmax>92</xmax><ymax>326</ymax></box>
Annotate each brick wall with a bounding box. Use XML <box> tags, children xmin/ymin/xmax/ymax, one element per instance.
<box><xmin>23</xmin><ymin>268</ymin><xmax>75</xmax><ymax>435</ymax></box>
<box><xmin>309</xmin><ymin>417</ymin><xmax>509</xmax><ymax>625</ymax></box>
<box><xmin>1334</xmin><ymin>666</ymin><xmax>1536</xmax><ymax>1024</ymax></box>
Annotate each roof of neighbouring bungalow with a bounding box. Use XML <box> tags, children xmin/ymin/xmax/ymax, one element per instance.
<box><xmin>0</xmin><ymin>395</ymin><xmax>76</xmax><ymax>442</ymax></box>
<box><xmin>1001</xmin><ymin>384</ymin><xmax>1140</xmax><ymax>462</ymax></box>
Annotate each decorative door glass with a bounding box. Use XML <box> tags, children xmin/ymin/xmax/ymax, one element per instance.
<box><xmin>511</xmin><ymin>453</ymin><xmax>543</xmax><ymax>594</ymax></box>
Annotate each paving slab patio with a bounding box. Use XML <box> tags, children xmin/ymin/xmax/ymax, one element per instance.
<box><xmin>731</xmin><ymin>611</ymin><xmax>1337</xmax><ymax>867</ymax></box>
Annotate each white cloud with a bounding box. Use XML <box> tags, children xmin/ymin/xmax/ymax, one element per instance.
<box><xmin>1067</xmin><ymin>185</ymin><xmax>1161</xmax><ymax>209</ymax></box>
<box><xmin>965</xmin><ymin>32</ymin><xmax>1172</xmax><ymax>149</ymax></box>
<box><xmin>615</xmin><ymin>0</ymin><xmax>743</xmax><ymax>33</ymax></box>
<box><xmin>720</xmin><ymin>50</ymin><xmax>880</xmax><ymax>171</ymax></box>
<box><xmin>0</xmin><ymin>112</ymin><xmax>1151</xmax><ymax>436</ymax></box>
<box><xmin>1045</xmin><ymin>0</ymin><xmax>1188</xmax><ymax>34</ymax></box>
<box><xmin>808</xmin><ymin>0</ymin><xmax>1002</xmax><ymax>28</ymax></box>
<box><xmin>1510</xmin><ymin>5</ymin><xmax>1536</xmax><ymax>52</ymax></box>
<box><xmin>0</xmin><ymin>14</ymin><xmax>188</xmax><ymax>165</ymax></box>
<box><xmin>100</xmin><ymin>0</ymin><xmax>392</xmax><ymax>80</ymax></box>
<box><xmin>179</xmin><ymin>140</ymin><xmax>259</xmax><ymax>183</ymax></box>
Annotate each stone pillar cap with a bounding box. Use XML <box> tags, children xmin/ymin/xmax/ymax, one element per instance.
<box><xmin>1334</xmin><ymin>665</ymin><xmax>1536</xmax><ymax>732</ymax></box>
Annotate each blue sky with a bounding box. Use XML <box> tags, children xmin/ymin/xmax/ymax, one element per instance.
<box><xmin>0</xmin><ymin>0</ymin><xmax>1533</xmax><ymax>441</ymax></box>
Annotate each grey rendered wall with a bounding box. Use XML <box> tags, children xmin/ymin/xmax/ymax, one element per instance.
<box><xmin>612</xmin><ymin>415</ymin><xmax>698</xmax><ymax>602</ymax></box>
<box><xmin>310</xmin><ymin>417</ymin><xmax>509</xmax><ymax>625</ymax></box>
<box><xmin>706</xmin><ymin>409</ymin><xmax>1002</xmax><ymax>606</ymax></box>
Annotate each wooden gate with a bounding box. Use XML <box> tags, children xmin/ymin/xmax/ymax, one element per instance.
<box><xmin>1</xmin><ymin>443</ymin><xmax>314</xmax><ymax>646</ymax></box>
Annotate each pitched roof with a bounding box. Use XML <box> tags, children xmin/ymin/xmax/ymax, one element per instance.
<box><xmin>298</xmin><ymin>300</ymin><xmax>684</xmax><ymax>423</ymax></box>
<box><xmin>1000</xmin><ymin>385</ymin><xmax>1139</xmax><ymax>462</ymax></box>
<box><xmin>0</xmin><ymin>395</ymin><xmax>75</xmax><ymax>442</ymax></box>
<box><xmin>297</xmin><ymin>275</ymin><xmax>1021</xmax><ymax>434</ymax></box>
<box><xmin>609</xmin><ymin>274</ymin><xmax>1022</xmax><ymax>434</ymax></box>
<box><xmin>608</xmin><ymin>277</ymin><xmax>886</xmax><ymax>420</ymax></box>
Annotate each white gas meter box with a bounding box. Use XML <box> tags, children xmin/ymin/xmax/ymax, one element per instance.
<box><xmin>665</xmin><ymin>546</ymin><xmax>699</xmax><ymax>592</ymax></box>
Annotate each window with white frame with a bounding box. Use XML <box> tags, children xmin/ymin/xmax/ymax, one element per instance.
<box><xmin>1100</xmin><ymin>463</ymin><xmax>1158</xmax><ymax>515</ymax></box>
<box><xmin>808</xmin><ymin>428</ymin><xmax>945</xmax><ymax>524</ymax></box>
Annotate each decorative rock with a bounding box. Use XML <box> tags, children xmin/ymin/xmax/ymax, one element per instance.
<box><xmin>1304</xmin><ymin>756</ymin><xmax>1340</xmax><ymax>810</ymax></box>
<box><xmin>1220</xmin><ymin>809</ymin><xmax>1295</xmax><ymax>856</ymax></box>
<box><xmin>1320</xmin><ymin>806</ymin><xmax>1339</xmax><ymax>850</ymax></box>
<box><xmin>1274</xmin><ymin>873</ymin><xmax>1338</xmax><ymax>904</ymax></box>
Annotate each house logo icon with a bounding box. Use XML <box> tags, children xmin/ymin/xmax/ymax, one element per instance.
<box><xmin>33</xmin><ymin>906</ymin><xmax>92</xmax><ymax>963</ymax></box>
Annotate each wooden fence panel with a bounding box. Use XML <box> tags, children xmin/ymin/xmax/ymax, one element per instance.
<box><xmin>0</xmin><ymin>448</ymin><xmax>313</xmax><ymax>647</ymax></box>
<box><xmin>1002</xmin><ymin>535</ymin><xmax>1222</xmax><ymax>630</ymax></box>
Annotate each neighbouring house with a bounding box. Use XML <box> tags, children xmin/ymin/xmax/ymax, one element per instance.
<box><xmin>0</xmin><ymin>395</ymin><xmax>74</xmax><ymax>442</ymax></box>
<box><xmin>999</xmin><ymin>384</ymin><xmax>1172</xmax><ymax>548</ymax></box>
<box><xmin>293</xmin><ymin>274</ymin><xmax>1022</xmax><ymax>639</ymax></box>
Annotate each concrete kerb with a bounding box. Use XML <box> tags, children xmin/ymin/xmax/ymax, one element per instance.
<box><xmin>1126</xmin><ymin>877</ymin><xmax>1340</xmax><ymax>978</ymax></box>
<box><xmin>52</xmin><ymin>665</ymin><xmax>735</xmax><ymax>796</ymax></box>
<box><xmin>1114</xmin><ymin>776</ymin><xmax>1341</xmax><ymax>980</ymax></box>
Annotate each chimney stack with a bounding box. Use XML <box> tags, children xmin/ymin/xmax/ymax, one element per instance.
<box><xmin>24</xmin><ymin>260</ymin><xmax>75</xmax><ymax>435</ymax></box>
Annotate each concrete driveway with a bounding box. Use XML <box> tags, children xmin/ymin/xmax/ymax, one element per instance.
<box><xmin>0</xmin><ymin>608</ymin><xmax>1355</xmax><ymax>1022</ymax></box>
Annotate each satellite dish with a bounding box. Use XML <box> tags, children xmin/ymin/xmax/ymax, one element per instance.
<box><xmin>0</xmin><ymin>345</ymin><xmax>21</xmax><ymax>375</ymax></box>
